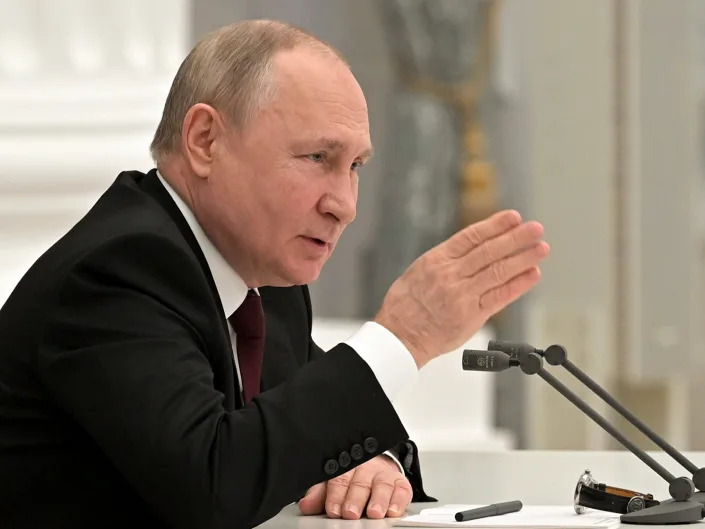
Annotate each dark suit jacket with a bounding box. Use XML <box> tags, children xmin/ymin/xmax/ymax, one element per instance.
<box><xmin>0</xmin><ymin>169</ymin><xmax>432</xmax><ymax>529</ymax></box>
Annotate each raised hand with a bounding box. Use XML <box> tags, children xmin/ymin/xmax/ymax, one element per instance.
<box><xmin>375</xmin><ymin>210</ymin><xmax>549</xmax><ymax>368</ymax></box>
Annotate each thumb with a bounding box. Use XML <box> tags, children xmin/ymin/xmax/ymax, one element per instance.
<box><xmin>298</xmin><ymin>482</ymin><xmax>327</xmax><ymax>515</ymax></box>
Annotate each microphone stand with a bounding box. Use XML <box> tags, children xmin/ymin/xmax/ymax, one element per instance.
<box><xmin>465</xmin><ymin>341</ymin><xmax>705</xmax><ymax>525</ymax></box>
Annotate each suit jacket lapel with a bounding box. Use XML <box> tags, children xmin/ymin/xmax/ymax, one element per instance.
<box><xmin>138</xmin><ymin>169</ymin><xmax>232</xmax><ymax>345</ymax></box>
<box><xmin>259</xmin><ymin>287</ymin><xmax>309</xmax><ymax>391</ymax></box>
<box><xmin>139</xmin><ymin>170</ymin><xmax>305</xmax><ymax>402</ymax></box>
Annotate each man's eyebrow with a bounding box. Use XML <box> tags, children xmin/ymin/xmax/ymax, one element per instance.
<box><xmin>360</xmin><ymin>145</ymin><xmax>374</xmax><ymax>162</ymax></box>
<box><xmin>298</xmin><ymin>137</ymin><xmax>374</xmax><ymax>161</ymax></box>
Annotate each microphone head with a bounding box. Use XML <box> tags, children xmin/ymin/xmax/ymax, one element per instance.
<box><xmin>462</xmin><ymin>350</ymin><xmax>514</xmax><ymax>372</ymax></box>
<box><xmin>487</xmin><ymin>340</ymin><xmax>538</xmax><ymax>358</ymax></box>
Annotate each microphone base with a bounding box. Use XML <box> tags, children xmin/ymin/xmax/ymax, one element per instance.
<box><xmin>620</xmin><ymin>499</ymin><xmax>704</xmax><ymax>525</ymax></box>
<box><xmin>691</xmin><ymin>491</ymin><xmax>705</xmax><ymax>505</ymax></box>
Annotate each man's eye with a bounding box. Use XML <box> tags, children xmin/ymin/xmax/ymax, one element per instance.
<box><xmin>351</xmin><ymin>161</ymin><xmax>364</xmax><ymax>171</ymax></box>
<box><xmin>307</xmin><ymin>153</ymin><xmax>325</xmax><ymax>163</ymax></box>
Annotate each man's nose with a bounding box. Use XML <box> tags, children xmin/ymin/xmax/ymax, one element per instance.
<box><xmin>318</xmin><ymin>177</ymin><xmax>357</xmax><ymax>225</ymax></box>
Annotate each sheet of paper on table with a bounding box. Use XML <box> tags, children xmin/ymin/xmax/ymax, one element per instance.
<box><xmin>391</xmin><ymin>504</ymin><xmax>621</xmax><ymax>528</ymax></box>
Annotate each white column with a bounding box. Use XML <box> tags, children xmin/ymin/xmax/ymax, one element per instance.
<box><xmin>0</xmin><ymin>0</ymin><xmax>190</xmax><ymax>303</ymax></box>
<box><xmin>504</xmin><ymin>0</ymin><xmax>704</xmax><ymax>450</ymax></box>
<box><xmin>517</xmin><ymin>0</ymin><xmax>619</xmax><ymax>450</ymax></box>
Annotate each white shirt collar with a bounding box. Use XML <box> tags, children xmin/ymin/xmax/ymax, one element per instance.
<box><xmin>156</xmin><ymin>170</ymin><xmax>248</xmax><ymax>317</ymax></box>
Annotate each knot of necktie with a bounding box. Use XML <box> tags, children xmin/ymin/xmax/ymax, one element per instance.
<box><xmin>228</xmin><ymin>289</ymin><xmax>264</xmax><ymax>339</ymax></box>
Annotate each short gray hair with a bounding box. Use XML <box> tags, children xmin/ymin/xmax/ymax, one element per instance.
<box><xmin>150</xmin><ymin>19</ymin><xmax>344</xmax><ymax>163</ymax></box>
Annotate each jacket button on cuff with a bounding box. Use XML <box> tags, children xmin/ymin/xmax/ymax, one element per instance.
<box><xmin>363</xmin><ymin>437</ymin><xmax>378</xmax><ymax>453</ymax></box>
<box><xmin>324</xmin><ymin>459</ymin><xmax>339</xmax><ymax>476</ymax></box>
<box><xmin>338</xmin><ymin>451</ymin><xmax>351</xmax><ymax>468</ymax></box>
<box><xmin>350</xmin><ymin>444</ymin><xmax>364</xmax><ymax>460</ymax></box>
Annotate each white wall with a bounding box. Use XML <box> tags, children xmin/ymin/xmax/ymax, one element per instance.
<box><xmin>494</xmin><ymin>0</ymin><xmax>705</xmax><ymax>451</ymax></box>
<box><xmin>0</xmin><ymin>0</ymin><xmax>188</xmax><ymax>302</ymax></box>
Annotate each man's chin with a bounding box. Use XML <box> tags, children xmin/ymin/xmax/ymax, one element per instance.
<box><xmin>289</xmin><ymin>269</ymin><xmax>322</xmax><ymax>286</ymax></box>
<box><xmin>269</xmin><ymin>264</ymin><xmax>323</xmax><ymax>287</ymax></box>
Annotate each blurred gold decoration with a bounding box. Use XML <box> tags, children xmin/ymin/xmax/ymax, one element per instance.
<box><xmin>396</xmin><ymin>0</ymin><xmax>502</xmax><ymax>229</ymax></box>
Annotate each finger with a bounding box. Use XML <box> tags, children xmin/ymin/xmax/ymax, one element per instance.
<box><xmin>340</xmin><ymin>467</ymin><xmax>376</xmax><ymax>520</ymax></box>
<box><xmin>462</xmin><ymin>221</ymin><xmax>544</xmax><ymax>277</ymax></box>
<box><xmin>479</xmin><ymin>266</ymin><xmax>543</xmax><ymax>314</ymax></box>
<box><xmin>468</xmin><ymin>241</ymin><xmax>549</xmax><ymax>292</ymax></box>
<box><xmin>364</xmin><ymin>471</ymin><xmax>397</xmax><ymax>519</ymax></box>
<box><xmin>298</xmin><ymin>482</ymin><xmax>327</xmax><ymax>515</ymax></box>
<box><xmin>386</xmin><ymin>476</ymin><xmax>413</xmax><ymax>518</ymax></box>
<box><xmin>366</xmin><ymin>474</ymin><xmax>412</xmax><ymax>519</ymax></box>
<box><xmin>443</xmin><ymin>210</ymin><xmax>522</xmax><ymax>259</ymax></box>
<box><xmin>324</xmin><ymin>470</ymin><xmax>353</xmax><ymax>518</ymax></box>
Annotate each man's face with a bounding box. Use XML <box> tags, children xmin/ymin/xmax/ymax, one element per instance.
<box><xmin>195</xmin><ymin>48</ymin><xmax>372</xmax><ymax>287</ymax></box>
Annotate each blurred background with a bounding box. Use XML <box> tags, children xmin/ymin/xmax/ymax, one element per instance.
<box><xmin>2</xmin><ymin>0</ymin><xmax>705</xmax><ymax>454</ymax></box>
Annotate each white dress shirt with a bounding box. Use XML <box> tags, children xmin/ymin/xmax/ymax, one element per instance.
<box><xmin>156</xmin><ymin>173</ymin><xmax>418</xmax><ymax>471</ymax></box>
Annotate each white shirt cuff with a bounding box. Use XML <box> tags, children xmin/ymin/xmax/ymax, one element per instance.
<box><xmin>344</xmin><ymin>321</ymin><xmax>418</xmax><ymax>404</ymax></box>
<box><xmin>383</xmin><ymin>450</ymin><xmax>405</xmax><ymax>475</ymax></box>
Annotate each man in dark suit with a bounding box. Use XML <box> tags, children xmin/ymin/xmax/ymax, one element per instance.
<box><xmin>0</xmin><ymin>20</ymin><xmax>549</xmax><ymax>529</ymax></box>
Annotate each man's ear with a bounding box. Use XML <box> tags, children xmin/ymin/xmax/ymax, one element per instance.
<box><xmin>180</xmin><ymin>103</ymin><xmax>228</xmax><ymax>179</ymax></box>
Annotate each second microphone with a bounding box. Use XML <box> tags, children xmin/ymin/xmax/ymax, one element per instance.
<box><xmin>462</xmin><ymin>350</ymin><xmax>518</xmax><ymax>372</ymax></box>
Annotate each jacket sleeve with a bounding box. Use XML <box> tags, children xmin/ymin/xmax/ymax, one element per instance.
<box><xmin>35</xmin><ymin>233</ymin><xmax>410</xmax><ymax>529</ymax></box>
<box><xmin>302</xmin><ymin>286</ymin><xmax>436</xmax><ymax>502</ymax></box>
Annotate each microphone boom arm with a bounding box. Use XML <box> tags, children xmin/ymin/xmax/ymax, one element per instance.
<box><xmin>463</xmin><ymin>341</ymin><xmax>705</xmax><ymax>524</ymax></box>
<box><xmin>519</xmin><ymin>352</ymin><xmax>691</xmax><ymax>501</ymax></box>
<box><xmin>546</xmin><ymin>346</ymin><xmax>705</xmax><ymax>493</ymax></box>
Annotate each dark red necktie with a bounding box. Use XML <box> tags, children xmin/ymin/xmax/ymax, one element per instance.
<box><xmin>228</xmin><ymin>289</ymin><xmax>265</xmax><ymax>403</ymax></box>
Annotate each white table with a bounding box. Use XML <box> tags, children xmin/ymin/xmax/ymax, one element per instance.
<box><xmin>258</xmin><ymin>450</ymin><xmax>705</xmax><ymax>528</ymax></box>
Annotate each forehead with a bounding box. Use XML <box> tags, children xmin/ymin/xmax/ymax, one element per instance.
<box><xmin>265</xmin><ymin>48</ymin><xmax>371</xmax><ymax>145</ymax></box>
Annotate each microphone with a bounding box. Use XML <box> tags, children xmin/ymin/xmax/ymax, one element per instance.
<box><xmin>462</xmin><ymin>340</ymin><xmax>705</xmax><ymax>525</ymax></box>
<box><xmin>487</xmin><ymin>340</ymin><xmax>540</xmax><ymax>360</ymax></box>
<box><xmin>462</xmin><ymin>350</ymin><xmax>518</xmax><ymax>372</ymax></box>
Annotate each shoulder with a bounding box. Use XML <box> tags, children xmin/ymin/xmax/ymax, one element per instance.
<box><xmin>46</xmin><ymin>170</ymin><xmax>197</xmax><ymax>273</ymax></box>
<box><xmin>11</xmin><ymin>171</ymin><xmax>205</xmax><ymax>309</ymax></box>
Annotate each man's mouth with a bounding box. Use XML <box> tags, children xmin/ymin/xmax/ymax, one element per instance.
<box><xmin>303</xmin><ymin>236</ymin><xmax>328</xmax><ymax>247</ymax></box>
